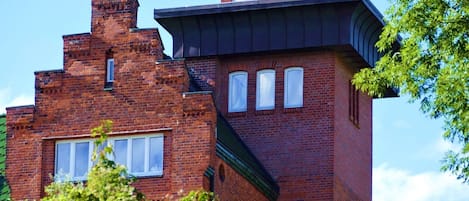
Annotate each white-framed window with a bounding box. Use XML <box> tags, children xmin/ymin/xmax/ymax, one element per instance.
<box><xmin>106</xmin><ymin>58</ymin><xmax>114</xmax><ymax>83</ymax></box>
<box><xmin>228</xmin><ymin>71</ymin><xmax>248</xmax><ymax>112</ymax></box>
<box><xmin>55</xmin><ymin>140</ymin><xmax>93</xmax><ymax>181</ymax></box>
<box><xmin>256</xmin><ymin>69</ymin><xmax>275</xmax><ymax>110</ymax></box>
<box><xmin>55</xmin><ymin>134</ymin><xmax>164</xmax><ymax>181</ymax></box>
<box><xmin>284</xmin><ymin>67</ymin><xmax>303</xmax><ymax>108</ymax></box>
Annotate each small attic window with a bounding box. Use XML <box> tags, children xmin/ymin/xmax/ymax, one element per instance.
<box><xmin>106</xmin><ymin>58</ymin><xmax>115</xmax><ymax>83</ymax></box>
<box><xmin>104</xmin><ymin>48</ymin><xmax>115</xmax><ymax>90</ymax></box>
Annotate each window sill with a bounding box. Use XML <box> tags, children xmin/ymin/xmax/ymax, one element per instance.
<box><xmin>103</xmin><ymin>87</ymin><xmax>113</xmax><ymax>91</ymax></box>
<box><xmin>226</xmin><ymin>111</ymin><xmax>247</xmax><ymax>118</ymax></box>
<box><xmin>283</xmin><ymin>107</ymin><xmax>303</xmax><ymax>113</ymax></box>
<box><xmin>349</xmin><ymin>116</ymin><xmax>360</xmax><ymax>129</ymax></box>
<box><xmin>255</xmin><ymin>109</ymin><xmax>275</xmax><ymax>115</ymax></box>
<box><xmin>132</xmin><ymin>174</ymin><xmax>164</xmax><ymax>179</ymax></box>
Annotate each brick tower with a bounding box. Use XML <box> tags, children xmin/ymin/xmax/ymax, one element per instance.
<box><xmin>155</xmin><ymin>0</ymin><xmax>395</xmax><ymax>200</ymax></box>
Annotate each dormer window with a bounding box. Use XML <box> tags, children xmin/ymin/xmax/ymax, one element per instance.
<box><xmin>106</xmin><ymin>58</ymin><xmax>115</xmax><ymax>83</ymax></box>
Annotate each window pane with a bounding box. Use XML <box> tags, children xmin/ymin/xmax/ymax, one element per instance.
<box><xmin>131</xmin><ymin>138</ymin><xmax>145</xmax><ymax>173</ymax></box>
<box><xmin>257</xmin><ymin>70</ymin><xmax>275</xmax><ymax>109</ymax></box>
<box><xmin>75</xmin><ymin>142</ymin><xmax>89</xmax><ymax>177</ymax></box>
<box><xmin>229</xmin><ymin>72</ymin><xmax>247</xmax><ymax>112</ymax></box>
<box><xmin>114</xmin><ymin>139</ymin><xmax>127</xmax><ymax>166</ymax></box>
<box><xmin>56</xmin><ymin>143</ymin><xmax>71</xmax><ymax>175</ymax></box>
<box><xmin>92</xmin><ymin>141</ymin><xmax>107</xmax><ymax>166</ymax></box>
<box><xmin>285</xmin><ymin>68</ymin><xmax>303</xmax><ymax>107</ymax></box>
<box><xmin>107</xmin><ymin>59</ymin><xmax>114</xmax><ymax>82</ymax></box>
<box><xmin>149</xmin><ymin>137</ymin><xmax>163</xmax><ymax>172</ymax></box>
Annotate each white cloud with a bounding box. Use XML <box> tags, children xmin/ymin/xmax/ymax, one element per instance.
<box><xmin>0</xmin><ymin>87</ymin><xmax>34</xmax><ymax>114</ymax></box>
<box><xmin>374</xmin><ymin>164</ymin><xmax>469</xmax><ymax>201</ymax></box>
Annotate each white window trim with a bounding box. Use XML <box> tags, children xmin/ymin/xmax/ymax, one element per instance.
<box><xmin>256</xmin><ymin>69</ymin><xmax>276</xmax><ymax>110</ymax></box>
<box><xmin>284</xmin><ymin>67</ymin><xmax>304</xmax><ymax>108</ymax></box>
<box><xmin>228</xmin><ymin>71</ymin><xmax>248</xmax><ymax>112</ymax></box>
<box><xmin>106</xmin><ymin>58</ymin><xmax>114</xmax><ymax>82</ymax></box>
<box><xmin>110</xmin><ymin>134</ymin><xmax>164</xmax><ymax>177</ymax></box>
<box><xmin>55</xmin><ymin>139</ymin><xmax>93</xmax><ymax>181</ymax></box>
<box><xmin>55</xmin><ymin>133</ymin><xmax>164</xmax><ymax>181</ymax></box>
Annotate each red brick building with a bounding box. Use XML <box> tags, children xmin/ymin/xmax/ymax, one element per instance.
<box><xmin>6</xmin><ymin>0</ymin><xmax>394</xmax><ymax>200</ymax></box>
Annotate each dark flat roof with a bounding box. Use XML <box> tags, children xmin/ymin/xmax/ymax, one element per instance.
<box><xmin>155</xmin><ymin>0</ymin><xmax>383</xmax><ymax>23</ymax></box>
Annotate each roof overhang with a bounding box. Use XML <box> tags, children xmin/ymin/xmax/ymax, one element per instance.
<box><xmin>155</xmin><ymin>0</ymin><xmax>398</xmax><ymax>97</ymax></box>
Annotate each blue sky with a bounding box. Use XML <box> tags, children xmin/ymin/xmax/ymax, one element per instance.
<box><xmin>1</xmin><ymin>0</ymin><xmax>468</xmax><ymax>200</ymax></box>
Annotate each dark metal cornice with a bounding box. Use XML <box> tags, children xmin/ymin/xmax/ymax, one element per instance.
<box><xmin>154</xmin><ymin>0</ymin><xmax>387</xmax><ymax>69</ymax></box>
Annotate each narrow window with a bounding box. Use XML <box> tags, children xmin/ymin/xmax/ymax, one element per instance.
<box><xmin>228</xmin><ymin>71</ymin><xmax>248</xmax><ymax>112</ymax></box>
<box><xmin>256</xmin><ymin>69</ymin><xmax>276</xmax><ymax>110</ymax></box>
<box><xmin>349</xmin><ymin>81</ymin><xmax>359</xmax><ymax>126</ymax></box>
<box><xmin>284</xmin><ymin>67</ymin><xmax>304</xmax><ymax>108</ymax></box>
<box><xmin>106</xmin><ymin>58</ymin><xmax>115</xmax><ymax>83</ymax></box>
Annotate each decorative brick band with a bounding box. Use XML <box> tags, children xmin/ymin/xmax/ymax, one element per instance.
<box><xmin>155</xmin><ymin>77</ymin><xmax>180</xmax><ymax>85</ymax></box>
<box><xmin>66</xmin><ymin>50</ymin><xmax>91</xmax><ymax>58</ymax></box>
<box><xmin>94</xmin><ymin>2</ymin><xmax>127</xmax><ymax>12</ymax></box>
<box><xmin>9</xmin><ymin>124</ymin><xmax>32</xmax><ymax>131</ymax></box>
<box><xmin>39</xmin><ymin>88</ymin><xmax>63</xmax><ymax>94</ymax></box>
<box><xmin>129</xmin><ymin>42</ymin><xmax>152</xmax><ymax>53</ymax></box>
<box><xmin>183</xmin><ymin>110</ymin><xmax>206</xmax><ymax>118</ymax></box>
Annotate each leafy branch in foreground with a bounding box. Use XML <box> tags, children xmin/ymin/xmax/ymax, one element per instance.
<box><xmin>353</xmin><ymin>0</ymin><xmax>469</xmax><ymax>182</ymax></box>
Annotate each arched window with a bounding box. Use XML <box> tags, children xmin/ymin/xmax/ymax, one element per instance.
<box><xmin>284</xmin><ymin>67</ymin><xmax>303</xmax><ymax>108</ymax></box>
<box><xmin>256</xmin><ymin>69</ymin><xmax>276</xmax><ymax>110</ymax></box>
<box><xmin>228</xmin><ymin>71</ymin><xmax>248</xmax><ymax>112</ymax></box>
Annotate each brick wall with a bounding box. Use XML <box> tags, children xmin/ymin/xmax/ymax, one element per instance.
<box><xmin>214</xmin><ymin>159</ymin><xmax>268</xmax><ymax>201</ymax></box>
<box><xmin>214</xmin><ymin>51</ymin><xmax>337</xmax><ymax>200</ymax></box>
<box><xmin>5</xmin><ymin>0</ymin><xmax>217</xmax><ymax>199</ymax></box>
<box><xmin>333</xmin><ymin>56</ymin><xmax>372</xmax><ymax>201</ymax></box>
<box><xmin>186</xmin><ymin>58</ymin><xmax>218</xmax><ymax>92</ymax></box>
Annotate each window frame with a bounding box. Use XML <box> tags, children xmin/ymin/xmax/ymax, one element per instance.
<box><xmin>106</xmin><ymin>58</ymin><xmax>115</xmax><ymax>83</ymax></box>
<box><xmin>54</xmin><ymin>133</ymin><xmax>164</xmax><ymax>181</ymax></box>
<box><xmin>284</xmin><ymin>67</ymin><xmax>304</xmax><ymax>108</ymax></box>
<box><xmin>256</xmin><ymin>69</ymin><xmax>276</xmax><ymax>110</ymax></box>
<box><xmin>228</xmin><ymin>71</ymin><xmax>248</xmax><ymax>113</ymax></box>
<box><xmin>55</xmin><ymin>139</ymin><xmax>94</xmax><ymax>181</ymax></box>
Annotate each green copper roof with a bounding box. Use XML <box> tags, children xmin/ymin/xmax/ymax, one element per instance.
<box><xmin>0</xmin><ymin>115</ymin><xmax>10</xmax><ymax>200</ymax></box>
<box><xmin>216</xmin><ymin>114</ymin><xmax>279</xmax><ymax>201</ymax></box>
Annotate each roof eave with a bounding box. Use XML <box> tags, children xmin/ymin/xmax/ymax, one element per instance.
<box><xmin>155</xmin><ymin>0</ymin><xmax>360</xmax><ymax>19</ymax></box>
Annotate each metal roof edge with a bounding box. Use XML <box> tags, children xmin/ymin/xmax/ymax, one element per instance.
<box><xmin>155</xmin><ymin>0</ymin><xmax>359</xmax><ymax>19</ymax></box>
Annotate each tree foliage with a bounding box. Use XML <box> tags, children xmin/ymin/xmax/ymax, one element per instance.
<box><xmin>353</xmin><ymin>0</ymin><xmax>469</xmax><ymax>182</ymax></box>
<box><xmin>42</xmin><ymin>120</ymin><xmax>145</xmax><ymax>201</ymax></box>
<box><xmin>179</xmin><ymin>190</ymin><xmax>217</xmax><ymax>201</ymax></box>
